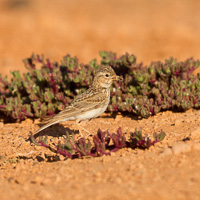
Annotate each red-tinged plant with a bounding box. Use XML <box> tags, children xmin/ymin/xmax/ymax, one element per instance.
<box><xmin>30</xmin><ymin>133</ymin><xmax>49</xmax><ymax>148</ymax></box>
<box><xmin>110</xmin><ymin>127</ymin><xmax>127</xmax><ymax>150</ymax></box>
<box><xmin>30</xmin><ymin>127</ymin><xmax>166</xmax><ymax>160</ymax></box>
<box><xmin>129</xmin><ymin>128</ymin><xmax>166</xmax><ymax>149</ymax></box>
<box><xmin>1</xmin><ymin>52</ymin><xmax>200</xmax><ymax>121</ymax></box>
<box><xmin>93</xmin><ymin>129</ymin><xmax>111</xmax><ymax>155</ymax></box>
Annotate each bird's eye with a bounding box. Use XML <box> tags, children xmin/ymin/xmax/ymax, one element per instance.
<box><xmin>105</xmin><ymin>74</ymin><xmax>109</xmax><ymax>77</ymax></box>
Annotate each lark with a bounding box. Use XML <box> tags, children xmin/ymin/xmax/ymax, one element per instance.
<box><xmin>35</xmin><ymin>65</ymin><xmax>123</xmax><ymax>136</ymax></box>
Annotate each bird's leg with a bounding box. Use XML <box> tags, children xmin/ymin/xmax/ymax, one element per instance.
<box><xmin>74</xmin><ymin>119</ymin><xmax>83</xmax><ymax>138</ymax></box>
<box><xmin>75</xmin><ymin>119</ymin><xmax>92</xmax><ymax>138</ymax></box>
<box><xmin>84</xmin><ymin>133</ymin><xmax>93</xmax><ymax>139</ymax></box>
<box><xmin>78</xmin><ymin>121</ymin><xmax>91</xmax><ymax>135</ymax></box>
<box><xmin>80</xmin><ymin>119</ymin><xmax>93</xmax><ymax>139</ymax></box>
<box><xmin>83</xmin><ymin>118</ymin><xmax>92</xmax><ymax>126</ymax></box>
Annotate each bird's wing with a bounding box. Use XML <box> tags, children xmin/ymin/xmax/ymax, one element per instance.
<box><xmin>35</xmin><ymin>89</ymin><xmax>108</xmax><ymax>133</ymax></box>
<box><xmin>52</xmin><ymin>88</ymin><xmax>108</xmax><ymax>119</ymax></box>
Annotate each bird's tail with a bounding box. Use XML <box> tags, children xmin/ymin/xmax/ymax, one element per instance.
<box><xmin>35</xmin><ymin>118</ymin><xmax>61</xmax><ymax>134</ymax></box>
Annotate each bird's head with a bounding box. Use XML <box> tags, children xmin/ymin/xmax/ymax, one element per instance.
<box><xmin>92</xmin><ymin>66</ymin><xmax>123</xmax><ymax>89</ymax></box>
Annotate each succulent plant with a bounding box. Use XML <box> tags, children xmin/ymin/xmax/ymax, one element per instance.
<box><xmin>129</xmin><ymin>128</ymin><xmax>166</xmax><ymax>149</ymax></box>
<box><xmin>0</xmin><ymin>52</ymin><xmax>200</xmax><ymax>121</ymax></box>
<box><xmin>30</xmin><ymin>127</ymin><xmax>165</xmax><ymax>159</ymax></box>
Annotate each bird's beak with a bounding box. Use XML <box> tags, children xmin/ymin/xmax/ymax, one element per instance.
<box><xmin>112</xmin><ymin>75</ymin><xmax>123</xmax><ymax>81</ymax></box>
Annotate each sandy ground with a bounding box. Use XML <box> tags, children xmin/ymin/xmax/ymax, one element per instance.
<box><xmin>1</xmin><ymin>0</ymin><xmax>200</xmax><ymax>199</ymax></box>
<box><xmin>1</xmin><ymin>111</ymin><xmax>200</xmax><ymax>200</ymax></box>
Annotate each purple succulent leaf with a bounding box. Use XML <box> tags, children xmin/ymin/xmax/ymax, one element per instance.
<box><xmin>111</xmin><ymin>127</ymin><xmax>127</xmax><ymax>149</ymax></box>
<box><xmin>57</xmin><ymin>141</ymin><xmax>73</xmax><ymax>158</ymax></box>
<box><xmin>30</xmin><ymin>133</ymin><xmax>49</xmax><ymax>148</ymax></box>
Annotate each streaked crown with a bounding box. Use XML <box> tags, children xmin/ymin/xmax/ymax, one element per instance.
<box><xmin>92</xmin><ymin>66</ymin><xmax>121</xmax><ymax>89</ymax></box>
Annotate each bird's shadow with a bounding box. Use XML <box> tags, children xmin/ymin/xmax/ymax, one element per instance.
<box><xmin>33</xmin><ymin>123</ymin><xmax>79</xmax><ymax>139</ymax></box>
<box><xmin>101</xmin><ymin>111</ymin><xmax>143</xmax><ymax>121</ymax></box>
<box><xmin>31</xmin><ymin>112</ymin><xmax>142</xmax><ymax>139</ymax></box>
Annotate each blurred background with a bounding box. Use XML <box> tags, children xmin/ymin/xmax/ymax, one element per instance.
<box><xmin>0</xmin><ymin>0</ymin><xmax>200</xmax><ymax>76</ymax></box>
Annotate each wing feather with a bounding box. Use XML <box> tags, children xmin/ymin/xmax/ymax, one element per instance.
<box><xmin>35</xmin><ymin>88</ymin><xmax>109</xmax><ymax>133</ymax></box>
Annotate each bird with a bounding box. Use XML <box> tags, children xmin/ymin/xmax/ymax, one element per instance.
<box><xmin>35</xmin><ymin>65</ymin><xmax>123</xmax><ymax>137</ymax></box>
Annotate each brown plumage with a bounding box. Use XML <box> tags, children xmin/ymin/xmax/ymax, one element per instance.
<box><xmin>35</xmin><ymin>65</ymin><xmax>122</xmax><ymax>135</ymax></box>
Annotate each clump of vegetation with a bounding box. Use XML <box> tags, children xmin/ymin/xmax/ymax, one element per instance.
<box><xmin>30</xmin><ymin>127</ymin><xmax>165</xmax><ymax>159</ymax></box>
<box><xmin>0</xmin><ymin>52</ymin><xmax>200</xmax><ymax>121</ymax></box>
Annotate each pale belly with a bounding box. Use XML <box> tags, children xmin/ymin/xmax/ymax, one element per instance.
<box><xmin>76</xmin><ymin>103</ymin><xmax>108</xmax><ymax>120</ymax></box>
<box><xmin>63</xmin><ymin>90</ymin><xmax>110</xmax><ymax>122</ymax></box>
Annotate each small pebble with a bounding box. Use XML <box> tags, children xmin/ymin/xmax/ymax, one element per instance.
<box><xmin>192</xmin><ymin>143</ymin><xmax>200</xmax><ymax>151</ymax></box>
<box><xmin>159</xmin><ymin>147</ymin><xmax>172</xmax><ymax>157</ymax></box>
<box><xmin>172</xmin><ymin>143</ymin><xmax>191</xmax><ymax>155</ymax></box>
<box><xmin>174</xmin><ymin>119</ymin><xmax>182</xmax><ymax>126</ymax></box>
<box><xmin>0</xmin><ymin>122</ymin><xmax>4</xmax><ymax>128</ymax></box>
<box><xmin>190</xmin><ymin>127</ymin><xmax>200</xmax><ymax>140</ymax></box>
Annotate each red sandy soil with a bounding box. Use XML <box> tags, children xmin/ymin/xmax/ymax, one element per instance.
<box><xmin>0</xmin><ymin>0</ymin><xmax>200</xmax><ymax>200</ymax></box>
